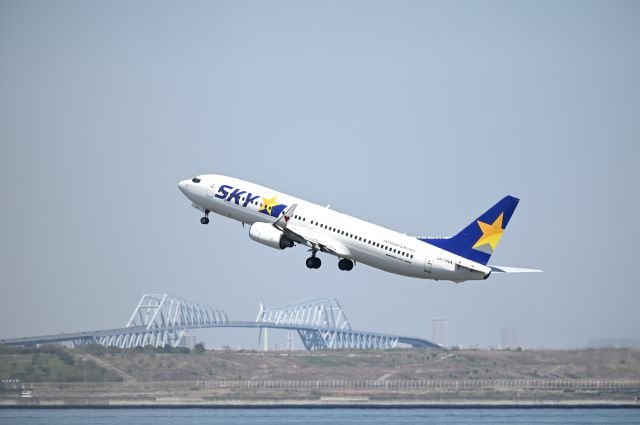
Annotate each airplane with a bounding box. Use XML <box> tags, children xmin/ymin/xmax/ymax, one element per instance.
<box><xmin>178</xmin><ymin>175</ymin><xmax>541</xmax><ymax>283</ymax></box>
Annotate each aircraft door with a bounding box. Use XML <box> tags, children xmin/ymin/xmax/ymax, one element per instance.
<box><xmin>206</xmin><ymin>186</ymin><xmax>215</xmax><ymax>198</ymax></box>
<box><xmin>424</xmin><ymin>258</ymin><xmax>432</xmax><ymax>273</ymax></box>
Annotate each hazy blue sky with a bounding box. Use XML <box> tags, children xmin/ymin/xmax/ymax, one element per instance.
<box><xmin>1</xmin><ymin>1</ymin><xmax>638</xmax><ymax>349</ymax></box>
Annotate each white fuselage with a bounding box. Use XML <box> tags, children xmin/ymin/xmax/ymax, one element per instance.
<box><xmin>179</xmin><ymin>175</ymin><xmax>491</xmax><ymax>282</ymax></box>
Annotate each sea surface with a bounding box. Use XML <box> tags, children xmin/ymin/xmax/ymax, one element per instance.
<box><xmin>0</xmin><ymin>408</ymin><xmax>639</xmax><ymax>425</ymax></box>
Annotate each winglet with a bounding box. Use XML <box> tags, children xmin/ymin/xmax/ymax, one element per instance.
<box><xmin>273</xmin><ymin>203</ymin><xmax>297</xmax><ymax>230</ymax></box>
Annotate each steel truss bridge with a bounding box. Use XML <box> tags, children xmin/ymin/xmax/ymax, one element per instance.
<box><xmin>0</xmin><ymin>294</ymin><xmax>439</xmax><ymax>351</ymax></box>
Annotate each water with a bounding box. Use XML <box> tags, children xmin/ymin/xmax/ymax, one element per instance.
<box><xmin>0</xmin><ymin>408</ymin><xmax>639</xmax><ymax>425</ymax></box>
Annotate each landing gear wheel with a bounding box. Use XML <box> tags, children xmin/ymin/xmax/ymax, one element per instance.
<box><xmin>338</xmin><ymin>258</ymin><xmax>354</xmax><ymax>271</ymax></box>
<box><xmin>306</xmin><ymin>256</ymin><xmax>321</xmax><ymax>269</ymax></box>
<box><xmin>200</xmin><ymin>210</ymin><xmax>210</xmax><ymax>225</ymax></box>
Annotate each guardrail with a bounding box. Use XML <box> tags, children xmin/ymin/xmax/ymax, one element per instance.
<box><xmin>27</xmin><ymin>379</ymin><xmax>640</xmax><ymax>393</ymax></box>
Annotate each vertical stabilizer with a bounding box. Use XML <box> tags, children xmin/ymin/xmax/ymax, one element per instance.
<box><xmin>419</xmin><ymin>196</ymin><xmax>519</xmax><ymax>265</ymax></box>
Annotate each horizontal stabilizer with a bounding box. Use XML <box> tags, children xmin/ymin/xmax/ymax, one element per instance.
<box><xmin>489</xmin><ymin>265</ymin><xmax>542</xmax><ymax>273</ymax></box>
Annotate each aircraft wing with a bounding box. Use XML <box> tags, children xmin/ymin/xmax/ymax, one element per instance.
<box><xmin>489</xmin><ymin>265</ymin><xmax>543</xmax><ymax>273</ymax></box>
<box><xmin>274</xmin><ymin>204</ymin><xmax>351</xmax><ymax>258</ymax></box>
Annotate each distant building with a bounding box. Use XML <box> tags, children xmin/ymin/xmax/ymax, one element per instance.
<box><xmin>588</xmin><ymin>338</ymin><xmax>640</xmax><ymax>348</ymax></box>
<box><xmin>178</xmin><ymin>331</ymin><xmax>197</xmax><ymax>349</ymax></box>
<box><xmin>500</xmin><ymin>327</ymin><xmax>519</xmax><ymax>349</ymax></box>
<box><xmin>430</xmin><ymin>318</ymin><xmax>447</xmax><ymax>347</ymax></box>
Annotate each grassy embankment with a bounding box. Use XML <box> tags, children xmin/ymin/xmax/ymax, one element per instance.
<box><xmin>2</xmin><ymin>344</ymin><xmax>639</xmax><ymax>384</ymax></box>
<box><xmin>0</xmin><ymin>344</ymin><xmax>122</xmax><ymax>383</ymax></box>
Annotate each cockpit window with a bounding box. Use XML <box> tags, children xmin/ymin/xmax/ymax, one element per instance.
<box><xmin>191</xmin><ymin>177</ymin><xmax>201</xmax><ymax>183</ymax></box>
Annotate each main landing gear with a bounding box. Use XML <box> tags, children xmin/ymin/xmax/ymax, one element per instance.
<box><xmin>306</xmin><ymin>254</ymin><xmax>354</xmax><ymax>271</ymax></box>
<box><xmin>200</xmin><ymin>209</ymin><xmax>210</xmax><ymax>225</ymax></box>
<box><xmin>306</xmin><ymin>249</ymin><xmax>321</xmax><ymax>269</ymax></box>
<box><xmin>338</xmin><ymin>258</ymin><xmax>354</xmax><ymax>271</ymax></box>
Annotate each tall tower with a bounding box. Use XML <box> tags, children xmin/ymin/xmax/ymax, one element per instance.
<box><xmin>258</xmin><ymin>302</ymin><xmax>268</xmax><ymax>351</ymax></box>
<box><xmin>430</xmin><ymin>318</ymin><xmax>447</xmax><ymax>347</ymax></box>
<box><xmin>286</xmin><ymin>330</ymin><xmax>294</xmax><ymax>351</ymax></box>
<box><xmin>263</xmin><ymin>327</ymin><xmax>269</xmax><ymax>351</ymax></box>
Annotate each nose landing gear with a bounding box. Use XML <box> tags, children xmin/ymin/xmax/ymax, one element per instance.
<box><xmin>200</xmin><ymin>210</ymin><xmax>210</xmax><ymax>225</ymax></box>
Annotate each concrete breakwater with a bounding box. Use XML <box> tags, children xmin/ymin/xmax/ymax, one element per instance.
<box><xmin>2</xmin><ymin>379</ymin><xmax>639</xmax><ymax>407</ymax></box>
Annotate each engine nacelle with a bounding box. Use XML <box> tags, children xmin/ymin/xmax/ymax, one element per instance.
<box><xmin>249</xmin><ymin>222</ymin><xmax>294</xmax><ymax>250</ymax></box>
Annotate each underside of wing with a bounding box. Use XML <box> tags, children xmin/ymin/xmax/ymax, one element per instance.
<box><xmin>274</xmin><ymin>204</ymin><xmax>351</xmax><ymax>258</ymax></box>
<box><xmin>285</xmin><ymin>227</ymin><xmax>351</xmax><ymax>257</ymax></box>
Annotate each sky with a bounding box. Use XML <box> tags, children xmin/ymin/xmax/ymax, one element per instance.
<box><xmin>1</xmin><ymin>0</ymin><xmax>639</xmax><ymax>350</ymax></box>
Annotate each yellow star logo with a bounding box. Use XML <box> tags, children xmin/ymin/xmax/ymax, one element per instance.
<box><xmin>472</xmin><ymin>213</ymin><xmax>505</xmax><ymax>251</ymax></box>
<box><xmin>260</xmin><ymin>196</ymin><xmax>279</xmax><ymax>215</ymax></box>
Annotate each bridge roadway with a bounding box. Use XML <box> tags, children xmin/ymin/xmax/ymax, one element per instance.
<box><xmin>0</xmin><ymin>321</ymin><xmax>438</xmax><ymax>349</ymax></box>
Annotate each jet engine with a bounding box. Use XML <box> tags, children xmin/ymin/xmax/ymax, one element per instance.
<box><xmin>249</xmin><ymin>222</ymin><xmax>295</xmax><ymax>250</ymax></box>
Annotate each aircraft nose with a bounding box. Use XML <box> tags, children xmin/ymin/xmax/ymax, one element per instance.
<box><xmin>178</xmin><ymin>179</ymin><xmax>190</xmax><ymax>195</ymax></box>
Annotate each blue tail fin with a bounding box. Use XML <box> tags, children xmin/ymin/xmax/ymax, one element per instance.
<box><xmin>419</xmin><ymin>196</ymin><xmax>520</xmax><ymax>265</ymax></box>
